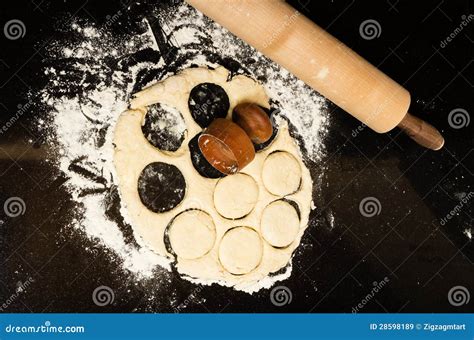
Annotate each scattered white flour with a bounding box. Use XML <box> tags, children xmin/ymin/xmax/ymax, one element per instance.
<box><xmin>463</xmin><ymin>228</ymin><xmax>472</xmax><ymax>240</ymax></box>
<box><xmin>38</xmin><ymin>2</ymin><xmax>329</xmax><ymax>296</ymax></box>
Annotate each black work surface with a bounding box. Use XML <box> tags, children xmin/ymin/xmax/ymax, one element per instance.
<box><xmin>0</xmin><ymin>0</ymin><xmax>472</xmax><ymax>312</ymax></box>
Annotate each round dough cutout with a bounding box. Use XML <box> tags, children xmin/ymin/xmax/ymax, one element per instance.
<box><xmin>168</xmin><ymin>210</ymin><xmax>216</xmax><ymax>259</ymax></box>
<box><xmin>213</xmin><ymin>173</ymin><xmax>259</xmax><ymax>219</ymax></box>
<box><xmin>141</xmin><ymin>102</ymin><xmax>186</xmax><ymax>152</ymax></box>
<box><xmin>219</xmin><ymin>227</ymin><xmax>263</xmax><ymax>275</ymax></box>
<box><xmin>262</xmin><ymin>151</ymin><xmax>301</xmax><ymax>196</ymax></box>
<box><xmin>137</xmin><ymin>162</ymin><xmax>186</xmax><ymax>213</ymax></box>
<box><xmin>261</xmin><ymin>200</ymin><xmax>300</xmax><ymax>248</ymax></box>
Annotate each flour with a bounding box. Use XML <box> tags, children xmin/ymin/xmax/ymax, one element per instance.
<box><xmin>38</xmin><ymin>2</ymin><xmax>329</xmax><ymax>297</ymax></box>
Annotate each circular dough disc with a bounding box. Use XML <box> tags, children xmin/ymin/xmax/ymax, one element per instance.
<box><xmin>213</xmin><ymin>173</ymin><xmax>258</xmax><ymax>219</ymax></box>
<box><xmin>262</xmin><ymin>151</ymin><xmax>301</xmax><ymax>196</ymax></box>
<box><xmin>219</xmin><ymin>227</ymin><xmax>263</xmax><ymax>275</ymax></box>
<box><xmin>168</xmin><ymin>210</ymin><xmax>216</xmax><ymax>259</ymax></box>
<box><xmin>261</xmin><ymin>200</ymin><xmax>300</xmax><ymax>248</ymax></box>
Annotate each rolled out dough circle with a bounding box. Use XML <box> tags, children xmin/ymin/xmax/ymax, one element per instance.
<box><xmin>114</xmin><ymin>66</ymin><xmax>315</xmax><ymax>291</ymax></box>
<box><xmin>168</xmin><ymin>210</ymin><xmax>216</xmax><ymax>259</ymax></box>
<box><xmin>218</xmin><ymin>227</ymin><xmax>263</xmax><ymax>275</ymax></box>
<box><xmin>261</xmin><ymin>200</ymin><xmax>300</xmax><ymax>248</ymax></box>
<box><xmin>262</xmin><ymin>151</ymin><xmax>302</xmax><ymax>196</ymax></box>
<box><xmin>213</xmin><ymin>173</ymin><xmax>259</xmax><ymax>219</ymax></box>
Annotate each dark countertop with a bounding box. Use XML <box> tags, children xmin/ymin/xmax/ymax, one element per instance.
<box><xmin>0</xmin><ymin>0</ymin><xmax>472</xmax><ymax>312</ymax></box>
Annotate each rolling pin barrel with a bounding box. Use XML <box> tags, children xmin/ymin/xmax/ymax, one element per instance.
<box><xmin>186</xmin><ymin>0</ymin><xmax>444</xmax><ymax>150</ymax></box>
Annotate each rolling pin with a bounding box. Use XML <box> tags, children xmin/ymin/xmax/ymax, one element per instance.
<box><xmin>186</xmin><ymin>0</ymin><xmax>445</xmax><ymax>150</ymax></box>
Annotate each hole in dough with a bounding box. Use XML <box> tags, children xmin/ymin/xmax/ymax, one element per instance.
<box><xmin>261</xmin><ymin>200</ymin><xmax>300</xmax><ymax>248</ymax></box>
<box><xmin>167</xmin><ymin>210</ymin><xmax>216</xmax><ymax>260</ymax></box>
<box><xmin>137</xmin><ymin>162</ymin><xmax>186</xmax><ymax>213</ymax></box>
<box><xmin>262</xmin><ymin>151</ymin><xmax>301</xmax><ymax>196</ymax></box>
<box><xmin>188</xmin><ymin>83</ymin><xmax>230</xmax><ymax>128</ymax></box>
<box><xmin>141</xmin><ymin>102</ymin><xmax>186</xmax><ymax>152</ymax></box>
<box><xmin>213</xmin><ymin>173</ymin><xmax>258</xmax><ymax>219</ymax></box>
<box><xmin>188</xmin><ymin>132</ymin><xmax>225</xmax><ymax>179</ymax></box>
<box><xmin>218</xmin><ymin>227</ymin><xmax>263</xmax><ymax>275</ymax></box>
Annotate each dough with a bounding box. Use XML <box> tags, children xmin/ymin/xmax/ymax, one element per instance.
<box><xmin>219</xmin><ymin>227</ymin><xmax>263</xmax><ymax>275</ymax></box>
<box><xmin>262</xmin><ymin>151</ymin><xmax>301</xmax><ymax>196</ymax></box>
<box><xmin>213</xmin><ymin>173</ymin><xmax>258</xmax><ymax>219</ymax></box>
<box><xmin>261</xmin><ymin>200</ymin><xmax>300</xmax><ymax>248</ymax></box>
<box><xmin>114</xmin><ymin>66</ymin><xmax>314</xmax><ymax>291</ymax></box>
<box><xmin>168</xmin><ymin>210</ymin><xmax>216</xmax><ymax>259</ymax></box>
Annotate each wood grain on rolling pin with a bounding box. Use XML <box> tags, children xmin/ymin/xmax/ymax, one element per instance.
<box><xmin>186</xmin><ymin>0</ymin><xmax>410</xmax><ymax>133</ymax></box>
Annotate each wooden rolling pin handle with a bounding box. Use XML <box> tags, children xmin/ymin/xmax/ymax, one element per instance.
<box><xmin>397</xmin><ymin>113</ymin><xmax>445</xmax><ymax>151</ymax></box>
